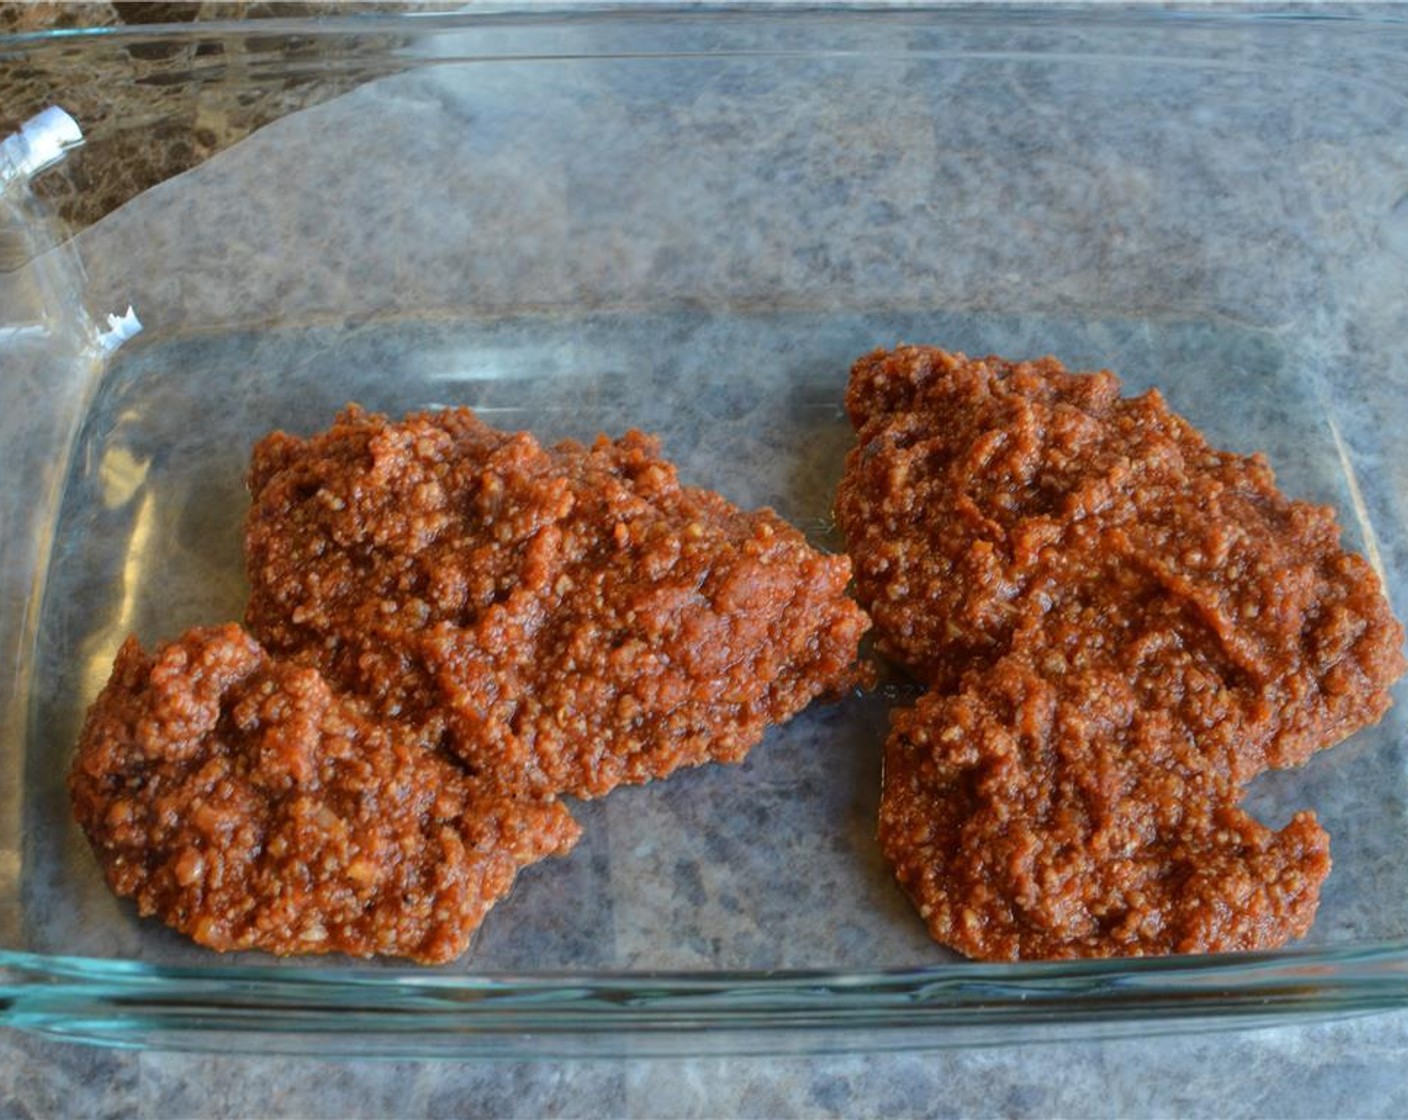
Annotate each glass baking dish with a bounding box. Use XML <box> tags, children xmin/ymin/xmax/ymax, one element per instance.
<box><xmin>3</xmin><ymin>5</ymin><xmax>1408</xmax><ymax>1058</ymax></box>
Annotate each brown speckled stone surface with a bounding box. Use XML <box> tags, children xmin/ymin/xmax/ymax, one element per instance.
<box><xmin>0</xmin><ymin>2</ymin><xmax>424</xmax><ymax>232</ymax></box>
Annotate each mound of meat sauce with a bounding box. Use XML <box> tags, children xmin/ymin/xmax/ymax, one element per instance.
<box><xmin>836</xmin><ymin>346</ymin><xmax>1406</xmax><ymax>959</ymax></box>
<box><xmin>71</xmin><ymin>406</ymin><xmax>868</xmax><ymax>962</ymax></box>
<box><xmin>69</xmin><ymin>625</ymin><xmax>578</xmax><ymax>963</ymax></box>
<box><xmin>244</xmin><ymin>406</ymin><xmax>869</xmax><ymax>799</ymax></box>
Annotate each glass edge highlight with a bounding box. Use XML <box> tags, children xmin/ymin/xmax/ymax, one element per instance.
<box><xmin>5</xmin><ymin>941</ymin><xmax>1408</xmax><ymax>1057</ymax></box>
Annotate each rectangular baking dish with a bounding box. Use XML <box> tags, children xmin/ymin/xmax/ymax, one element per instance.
<box><xmin>2</xmin><ymin>5</ymin><xmax>1407</xmax><ymax>1058</ymax></box>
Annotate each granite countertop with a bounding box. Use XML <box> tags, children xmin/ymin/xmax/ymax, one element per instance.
<box><xmin>5</xmin><ymin>5</ymin><xmax>1408</xmax><ymax>1117</ymax></box>
<box><xmin>0</xmin><ymin>1</ymin><xmax>428</xmax><ymax>233</ymax></box>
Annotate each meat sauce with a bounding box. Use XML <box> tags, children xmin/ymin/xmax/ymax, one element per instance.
<box><xmin>69</xmin><ymin>625</ymin><xmax>579</xmax><ymax>962</ymax></box>
<box><xmin>837</xmin><ymin>347</ymin><xmax>1406</xmax><ymax>958</ymax></box>
<box><xmin>244</xmin><ymin>406</ymin><xmax>870</xmax><ymax>799</ymax></box>
<box><xmin>70</xmin><ymin>406</ymin><xmax>869</xmax><ymax>962</ymax></box>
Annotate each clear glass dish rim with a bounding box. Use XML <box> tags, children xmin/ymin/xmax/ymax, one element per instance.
<box><xmin>7</xmin><ymin>938</ymin><xmax>1408</xmax><ymax>1050</ymax></box>
<box><xmin>3</xmin><ymin>2</ymin><xmax>1408</xmax><ymax>56</ymax></box>
<box><xmin>3</xmin><ymin>2</ymin><xmax>1408</xmax><ymax>1054</ymax></box>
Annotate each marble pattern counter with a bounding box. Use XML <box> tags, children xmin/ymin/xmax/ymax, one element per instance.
<box><xmin>0</xmin><ymin>2</ymin><xmax>424</xmax><ymax>232</ymax></box>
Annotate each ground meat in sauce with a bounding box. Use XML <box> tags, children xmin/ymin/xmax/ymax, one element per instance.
<box><xmin>68</xmin><ymin>625</ymin><xmax>580</xmax><ymax>963</ymax></box>
<box><xmin>73</xmin><ymin>405</ymin><xmax>868</xmax><ymax>961</ymax></box>
<box><xmin>244</xmin><ymin>405</ymin><xmax>871</xmax><ymax>800</ymax></box>
<box><xmin>836</xmin><ymin>346</ymin><xmax>1406</xmax><ymax>959</ymax></box>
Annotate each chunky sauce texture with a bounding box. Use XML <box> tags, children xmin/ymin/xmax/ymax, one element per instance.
<box><xmin>837</xmin><ymin>346</ymin><xmax>1406</xmax><ymax>959</ymax></box>
<box><xmin>71</xmin><ymin>406</ymin><xmax>868</xmax><ymax>962</ymax></box>
<box><xmin>69</xmin><ymin>625</ymin><xmax>579</xmax><ymax>963</ymax></box>
<box><xmin>245</xmin><ymin>406</ymin><xmax>870</xmax><ymax>799</ymax></box>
